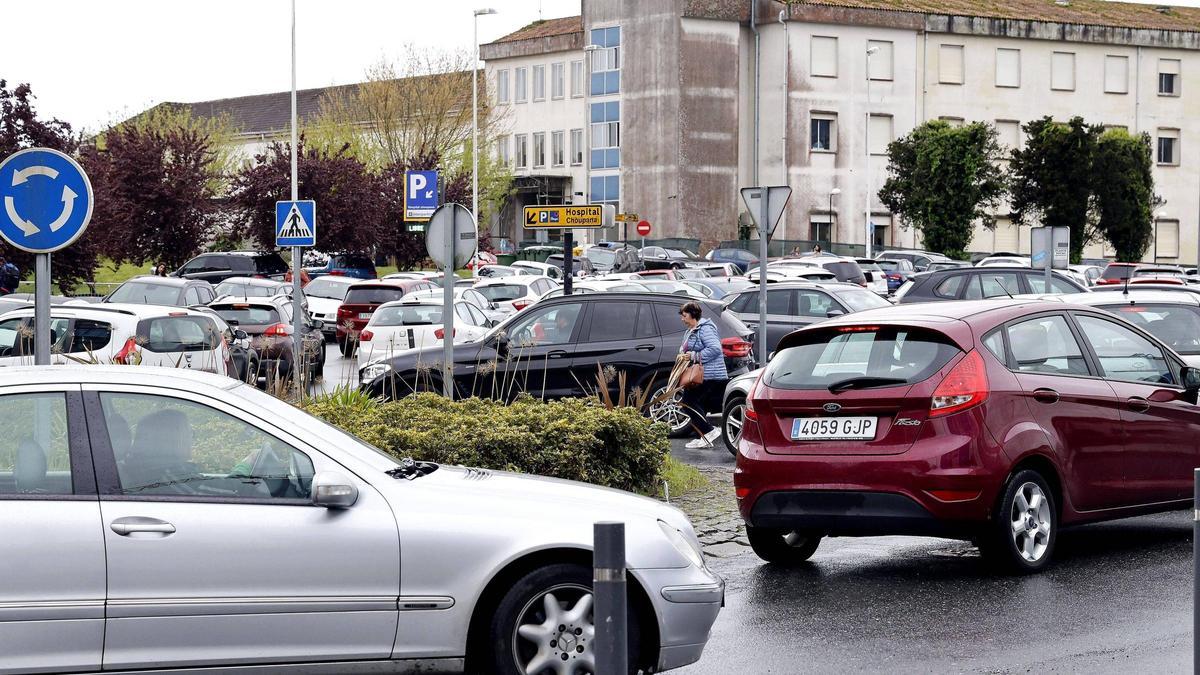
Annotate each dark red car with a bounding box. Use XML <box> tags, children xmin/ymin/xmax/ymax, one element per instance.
<box><xmin>734</xmin><ymin>299</ymin><xmax>1200</xmax><ymax>573</ymax></box>
<box><xmin>336</xmin><ymin>279</ymin><xmax>437</xmax><ymax>356</ymax></box>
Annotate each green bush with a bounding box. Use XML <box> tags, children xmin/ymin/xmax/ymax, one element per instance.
<box><xmin>304</xmin><ymin>392</ymin><xmax>671</xmax><ymax>494</ymax></box>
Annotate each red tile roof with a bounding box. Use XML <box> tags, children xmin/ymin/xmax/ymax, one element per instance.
<box><xmin>790</xmin><ymin>0</ymin><xmax>1200</xmax><ymax>32</ymax></box>
<box><xmin>488</xmin><ymin>16</ymin><xmax>583</xmax><ymax>45</ymax></box>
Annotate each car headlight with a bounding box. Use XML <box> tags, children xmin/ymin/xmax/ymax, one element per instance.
<box><xmin>360</xmin><ymin>362</ymin><xmax>392</xmax><ymax>382</ymax></box>
<box><xmin>658</xmin><ymin>520</ymin><xmax>705</xmax><ymax>568</ymax></box>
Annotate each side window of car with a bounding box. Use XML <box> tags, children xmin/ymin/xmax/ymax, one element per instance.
<box><xmin>965</xmin><ymin>273</ymin><xmax>1020</xmax><ymax>300</ymax></box>
<box><xmin>934</xmin><ymin>275</ymin><xmax>965</xmax><ymax>299</ymax></box>
<box><xmin>1004</xmin><ymin>315</ymin><xmax>1089</xmax><ymax>376</ymax></box>
<box><xmin>1026</xmin><ymin>273</ymin><xmax>1078</xmax><ymax>294</ymax></box>
<box><xmin>0</xmin><ymin>393</ymin><xmax>74</xmax><ymax>496</ymax></box>
<box><xmin>1074</xmin><ymin>315</ymin><xmax>1175</xmax><ymax>385</ymax></box>
<box><xmin>69</xmin><ymin>319</ymin><xmax>112</xmax><ymax>353</ymax></box>
<box><xmin>585</xmin><ymin>302</ymin><xmax>639</xmax><ymax>342</ymax></box>
<box><xmin>184</xmin><ymin>287</ymin><xmax>201</xmax><ymax>306</ymax></box>
<box><xmin>765</xmin><ymin>289</ymin><xmax>791</xmax><ymax>315</ymax></box>
<box><xmin>0</xmin><ymin>317</ymin><xmax>29</xmax><ymax>357</ymax></box>
<box><xmin>796</xmin><ymin>291</ymin><xmax>835</xmax><ymax>318</ymax></box>
<box><xmin>180</xmin><ymin>257</ymin><xmax>208</xmax><ymax>274</ymax></box>
<box><xmin>653</xmin><ymin>303</ymin><xmax>687</xmax><ymax>336</ymax></box>
<box><xmin>729</xmin><ymin>293</ymin><xmax>753</xmax><ymax>313</ymax></box>
<box><xmin>633</xmin><ymin>303</ymin><xmax>657</xmax><ymax>339</ymax></box>
<box><xmin>467</xmin><ymin>305</ymin><xmax>488</xmax><ymax>327</ymax></box>
<box><xmin>508</xmin><ymin>303</ymin><xmax>583</xmax><ymax>347</ymax></box>
<box><xmin>982</xmin><ymin>329</ymin><xmax>1007</xmax><ymax>364</ymax></box>
<box><xmin>99</xmin><ymin>393</ymin><xmax>314</xmax><ymax>499</ymax></box>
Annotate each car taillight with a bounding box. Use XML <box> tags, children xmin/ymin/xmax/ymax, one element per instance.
<box><xmin>886</xmin><ymin>273</ymin><xmax>902</xmax><ymax>281</ymax></box>
<box><xmin>721</xmin><ymin>337</ymin><xmax>752</xmax><ymax>358</ymax></box>
<box><xmin>263</xmin><ymin>323</ymin><xmax>293</xmax><ymax>337</ymax></box>
<box><xmin>359</xmin><ymin>330</ymin><xmax>374</xmax><ymax>341</ymax></box>
<box><xmin>930</xmin><ymin>350</ymin><xmax>989</xmax><ymax>417</ymax></box>
<box><xmin>114</xmin><ymin>337</ymin><xmax>140</xmax><ymax>365</ymax></box>
<box><xmin>434</xmin><ymin>327</ymin><xmax>456</xmax><ymax>340</ymax></box>
<box><xmin>512</xmin><ymin>299</ymin><xmax>532</xmax><ymax>311</ymax></box>
<box><xmin>329</xmin><ymin>270</ymin><xmax>346</xmax><ymax>276</ymax></box>
<box><xmin>253</xmin><ymin>274</ymin><xmax>267</xmax><ymax>279</ymax></box>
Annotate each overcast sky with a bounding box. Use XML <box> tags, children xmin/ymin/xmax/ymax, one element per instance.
<box><xmin>2</xmin><ymin>0</ymin><xmax>1194</xmax><ymax>134</ymax></box>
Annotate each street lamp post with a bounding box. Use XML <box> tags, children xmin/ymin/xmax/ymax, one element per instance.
<box><xmin>472</xmin><ymin>8</ymin><xmax>497</xmax><ymax>227</ymax></box>
<box><xmin>865</xmin><ymin>45</ymin><xmax>879</xmax><ymax>258</ymax></box>
<box><xmin>829</xmin><ymin>187</ymin><xmax>841</xmax><ymax>249</ymax></box>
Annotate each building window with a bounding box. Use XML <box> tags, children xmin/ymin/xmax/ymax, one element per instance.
<box><xmin>533</xmin><ymin>65</ymin><xmax>546</xmax><ymax>101</ymax></box>
<box><xmin>590</xmin><ymin>175</ymin><xmax>620</xmax><ymax>207</ymax></box>
<box><xmin>515</xmin><ymin>134</ymin><xmax>528</xmax><ymax>168</ymax></box>
<box><xmin>873</xmin><ymin>214</ymin><xmax>892</xmax><ymax>248</ymax></box>
<box><xmin>515</xmin><ymin>67</ymin><xmax>528</xmax><ymax>102</ymax></box>
<box><xmin>590</xmin><ymin>27</ymin><xmax>621</xmax><ymax>96</ymax></box>
<box><xmin>1156</xmin><ymin>219</ymin><xmax>1180</xmax><ymax>258</ymax></box>
<box><xmin>496</xmin><ymin>69</ymin><xmax>509</xmax><ymax>103</ymax></box>
<box><xmin>570</xmin><ymin>128</ymin><xmax>583</xmax><ymax>165</ymax></box>
<box><xmin>1051</xmin><ymin>52</ymin><xmax>1075</xmax><ymax>91</ymax></box>
<box><xmin>996</xmin><ymin>120</ymin><xmax>1021</xmax><ymax>151</ymax></box>
<box><xmin>552</xmin><ymin>62</ymin><xmax>565</xmax><ymax>99</ymax></box>
<box><xmin>811</xmin><ymin>114</ymin><xmax>836</xmax><ymax>152</ymax></box>
<box><xmin>868</xmin><ymin>114</ymin><xmax>892</xmax><ymax>155</ymax></box>
<box><xmin>810</xmin><ymin>216</ymin><xmax>833</xmax><ymax>244</ymax></box>
<box><xmin>1157</xmin><ymin>129</ymin><xmax>1179</xmax><ymax>165</ymax></box>
<box><xmin>590</xmin><ymin>101</ymin><xmax>620</xmax><ymax>169</ymax></box>
<box><xmin>938</xmin><ymin>44</ymin><xmax>964</xmax><ymax>84</ymax></box>
<box><xmin>938</xmin><ymin>116</ymin><xmax>965</xmax><ymax>128</ymax></box>
<box><xmin>532</xmin><ymin>132</ymin><xmax>546</xmax><ymax>168</ymax></box>
<box><xmin>811</xmin><ymin>36</ymin><xmax>838</xmax><ymax>78</ymax></box>
<box><xmin>551</xmin><ymin>131</ymin><xmax>565</xmax><ymax>166</ymax></box>
<box><xmin>995</xmin><ymin>48</ymin><xmax>1020</xmax><ymax>88</ymax></box>
<box><xmin>1160</xmin><ymin>59</ymin><xmax>1181</xmax><ymax>96</ymax></box>
<box><xmin>1104</xmin><ymin>55</ymin><xmax>1129</xmax><ymax>94</ymax></box>
<box><xmin>570</xmin><ymin>60</ymin><xmax>584</xmax><ymax>97</ymax></box>
<box><xmin>867</xmin><ymin>40</ymin><xmax>893</xmax><ymax>81</ymax></box>
<box><xmin>497</xmin><ymin>136</ymin><xmax>511</xmax><ymax>165</ymax></box>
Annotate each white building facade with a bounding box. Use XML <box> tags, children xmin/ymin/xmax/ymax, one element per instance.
<box><xmin>483</xmin><ymin>0</ymin><xmax>1200</xmax><ymax>262</ymax></box>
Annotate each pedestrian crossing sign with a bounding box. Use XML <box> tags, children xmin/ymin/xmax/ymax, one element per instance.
<box><xmin>275</xmin><ymin>200</ymin><xmax>316</xmax><ymax>247</ymax></box>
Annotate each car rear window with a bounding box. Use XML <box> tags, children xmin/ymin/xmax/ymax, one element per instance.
<box><xmin>1101</xmin><ymin>265</ymin><xmax>1135</xmax><ymax>281</ymax></box>
<box><xmin>765</xmin><ymin>326</ymin><xmax>960</xmax><ymax>390</ymax></box>
<box><xmin>345</xmin><ymin>287</ymin><xmax>408</xmax><ymax>305</ymax></box>
<box><xmin>477</xmin><ymin>284</ymin><xmax>526</xmax><ymax>302</ymax></box>
<box><xmin>1101</xmin><ymin>303</ymin><xmax>1200</xmax><ymax>355</ymax></box>
<box><xmin>211</xmin><ymin>305</ymin><xmax>280</xmax><ymax>327</ymax></box>
<box><xmin>822</xmin><ymin>261</ymin><xmax>865</xmax><ymax>282</ymax></box>
<box><xmin>215</xmin><ymin>281</ymin><xmax>279</xmax><ymax>298</ymax></box>
<box><xmin>136</xmin><ymin>316</ymin><xmax>222</xmax><ymax>353</ymax></box>
<box><xmin>107</xmin><ymin>281</ymin><xmax>181</xmax><ymax>305</ymax></box>
<box><xmin>372</xmin><ymin>305</ymin><xmax>445</xmax><ymax>326</ymax></box>
<box><xmin>303</xmin><ymin>278</ymin><xmax>352</xmax><ymax>300</ymax></box>
<box><xmin>335</xmin><ymin>254</ymin><xmax>374</xmax><ymax>269</ymax></box>
<box><xmin>252</xmin><ymin>254</ymin><xmax>289</xmax><ymax>275</ymax></box>
<box><xmin>836</xmin><ymin>289</ymin><xmax>891</xmax><ymax>312</ymax></box>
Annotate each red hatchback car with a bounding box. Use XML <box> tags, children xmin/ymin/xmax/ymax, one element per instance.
<box><xmin>734</xmin><ymin>299</ymin><xmax>1200</xmax><ymax>573</ymax></box>
<box><xmin>336</xmin><ymin>279</ymin><xmax>437</xmax><ymax>356</ymax></box>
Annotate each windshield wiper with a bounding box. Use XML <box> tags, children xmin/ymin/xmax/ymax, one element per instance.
<box><xmin>386</xmin><ymin>457</ymin><xmax>439</xmax><ymax>480</ymax></box>
<box><xmin>828</xmin><ymin>376</ymin><xmax>908</xmax><ymax>394</ymax></box>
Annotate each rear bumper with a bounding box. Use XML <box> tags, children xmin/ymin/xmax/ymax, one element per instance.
<box><xmin>748</xmin><ymin>490</ymin><xmax>973</xmax><ymax>537</ymax></box>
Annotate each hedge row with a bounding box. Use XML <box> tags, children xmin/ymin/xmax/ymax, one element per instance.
<box><xmin>304</xmin><ymin>392</ymin><xmax>670</xmax><ymax>494</ymax></box>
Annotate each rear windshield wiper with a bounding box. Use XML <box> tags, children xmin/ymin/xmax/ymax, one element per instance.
<box><xmin>828</xmin><ymin>376</ymin><xmax>908</xmax><ymax>394</ymax></box>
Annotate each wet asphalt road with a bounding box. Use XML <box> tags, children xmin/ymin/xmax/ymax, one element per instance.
<box><xmin>317</xmin><ymin>344</ymin><xmax>1194</xmax><ymax>673</ymax></box>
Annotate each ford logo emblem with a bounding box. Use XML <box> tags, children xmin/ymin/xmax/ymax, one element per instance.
<box><xmin>822</xmin><ymin>403</ymin><xmax>842</xmax><ymax>413</ymax></box>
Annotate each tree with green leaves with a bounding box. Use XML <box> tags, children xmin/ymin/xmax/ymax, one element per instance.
<box><xmin>1092</xmin><ymin>129</ymin><xmax>1156</xmax><ymax>262</ymax></box>
<box><xmin>1009</xmin><ymin>116</ymin><xmax>1102</xmax><ymax>263</ymax></box>
<box><xmin>878</xmin><ymin>120</ymin><xmax>1007</xmax><ymax>260</ymax></box>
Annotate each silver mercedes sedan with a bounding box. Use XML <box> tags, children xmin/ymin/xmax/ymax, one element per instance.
<box><xmin>2</xmin><ymin>367</ymin><xmax>721</xmax><ymax>674</ymax></box>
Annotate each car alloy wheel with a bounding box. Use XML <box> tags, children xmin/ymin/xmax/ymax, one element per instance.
<box><xmin>648</xmin><ymin>385</ymin><xmax>691</xmax><ymax>437</ymax></box>
<box><xmin>513</xmin><ymin>583</ymin><xmax>594</xmax><ymax>675</ymax></box>
<box><xmin>1009</xmin><ymin>481</ymin><xmax>1051</xmax><ymax>563</ymax></box>
<box><xmin>722</xmin><ymin>396</ymin><xmax>746</xmax><ymax>455</ymax></box>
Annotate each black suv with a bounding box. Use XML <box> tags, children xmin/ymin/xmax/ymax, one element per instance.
<box><xmin>360</xmin><ymin>293</ymin><xmax>755</xmax><ymax>433</ymax></box>
<box><xmin>173</xmin><ymin>251</ymin><xmax>290</xmax><ymax>284</ymax></box>
<box><xmin>895</xmin><ymin>266</ymin><xmax>1087</xmax><ymax>303</ymax></box>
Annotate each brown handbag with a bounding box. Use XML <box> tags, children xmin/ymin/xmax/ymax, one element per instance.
<box><xmin>680</xmin><ymin>362</ymin><xmax>704</xmax><ymax>389</ymax></box>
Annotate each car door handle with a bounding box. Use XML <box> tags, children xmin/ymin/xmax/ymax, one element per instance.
<box><xmin>548</xmin><ymin>350</ymin><xmax>568</xmax><ymax>360</ymax></box>
<box><xmin>634</xmin><ymin>344</ymin><xmax>656</xmax><ymax>352</ymax></box>
<box><xmin>1032</xmin><ymin>388</ymin><xmax>1060</xmax><ymax>404</ymax></box>
<box><xmin>110</xmin><ymin>517</ymin><xmax>176</xmax><ymax>536</ymax></box>
<box><xmin>1127</xmin><ymin>396</ymin><xmax>1151</xmax><ymax>413</ymax></box>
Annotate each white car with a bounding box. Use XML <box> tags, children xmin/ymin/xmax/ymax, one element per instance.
<box><xmin>356</xmin><ymin>298</ymin><xmax>491</xmax><ymax>372</ymax></box>
<box><xmin>977</xmin><ymin>255</ymin><xmax>1032</xmax><ymax>267</ymax></box>
<box><xmin>407</xmin><ymin>286</ymin><xmax>506</xmax><ymax>325</ymax></box>
<box><xmin>1061</xmin><ymin>290</ymin><xmax>1200</xmax><ymax>366</ymax></box>
<box><xmin>0</xmin><ymin>304</ymin><xmax>233</xmax><ymax>375</ymax></box>
<box><xmin>473</xmin><ymin>264</ymin><xmax>537</xmax><ymax>280</ymax></box>
<box><xmin>301</xmin><ymin>275</ymin><xmax>359</xmax><ymax>340</ymax></box>
<box><xmin>2</xmin><ymin>366</ymin><xmax>721</xmax><ymax>673</ymax></box>
<box><xmin>510</xmin><ymin>260</ymin><xmax>565</xmax><ymax>281</ymax></box>
<box><xmin>746</xmin><ymin>266</ymin><xmax>837</xmax><ymax>283</ymax></box>
<box><xmin>541</xmin><ymin>279</ymin><xmax>650</xmax><ymax>299</ymax></box>
<box><xmin>474</xmin><ymin>277</ymin><xmax>559</xmax><ymax>315</ymax></box>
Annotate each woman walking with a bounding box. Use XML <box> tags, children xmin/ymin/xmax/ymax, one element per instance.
<box><xmin>678</xmin><ymin>302</ymin><xmax>728</xmax><ymax>449</ymax></box>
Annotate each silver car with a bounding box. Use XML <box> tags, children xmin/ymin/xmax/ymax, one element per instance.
<box><xmin>2</xmin><ymin>367</ymin><xmax>720</xmax><ymax>674</ymax></box>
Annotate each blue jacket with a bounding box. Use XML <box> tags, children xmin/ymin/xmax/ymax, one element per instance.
<box><xmin>681</xmin><ymin>318</ymin><xmax>727</xmax><ymax>381</ymax></box>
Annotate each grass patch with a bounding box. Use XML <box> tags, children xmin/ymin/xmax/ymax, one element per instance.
<box><xmin>656</xmin><ymin>455</ymin><xmax>707</xmax><ymax>500</ymax></box>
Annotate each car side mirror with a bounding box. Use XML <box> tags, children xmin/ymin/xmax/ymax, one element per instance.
<box><xmin>309</xmin><ymin>319</ymin><xmax>325</xmax><ymax>331</ymax></box>
<box><xmin>658</xmin><ymin>254</ymin><xmax>668</xmax><ymax>260</ymax></box>
<box><xmin>233</xmin><ymin>329</ymin><xmax>249</xmax><ymax>341</ymax></box>
<box><xmin>1182</xmin><ymin>367</ymin><xmax>1200</xmax><ymax>402</ymax></box>
<box><xmin>311</xmin><ymin>472</ymin><xmax>358</xmax><ymax>508</ymax></box>
<box><xmin>767</xmin><ymin>351</ymin><xmax>776</xmax><ymax>363</ymax></box>
<box><xmin>826</xmin><ymin>309</ymin><xmax>845</xmax><ymax>318</ymax></box>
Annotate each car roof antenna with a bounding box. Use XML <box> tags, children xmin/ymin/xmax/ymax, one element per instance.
<box><xmin>1123</xmin><ymin>271</ymin><xmax>1131</xmax><ymax>296</ymax></box>
<box><xmin>994</xmin><ymin>277</ymin><xmax>1014</xmax><ymax>299</ymax></box>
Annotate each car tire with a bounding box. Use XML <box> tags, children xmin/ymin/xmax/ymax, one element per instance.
<box><xmin>722</xmin><ymin>395</ymin><xmax>746</xmax><ymax>456</ymax></box>
<box><xmin>338</xmin><ymin>340</ymin><xmax>354</xmax><ymax>358</ymax></box>
<box><xmin>482</xmin><ymin>563</ymin><xmax>645</xmax><ymax>675</ymax></box>
<box><xmin>746</xmin><ymin>526</ymin><xmax>822</xmax><ymax>564</ymax></box>
<box><xmin>647</xmin><ymin>384</ymin><xmax>692</xmax><ymax>438</ymax></box>
<box><xmin>978</xmin><ymin>469</ymin><xmax>1057</xmax><ymax>574</ymax></box>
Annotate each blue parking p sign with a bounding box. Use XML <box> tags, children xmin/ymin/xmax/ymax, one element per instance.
<box><xmin>276</xmin><ymin>200</ymin><xmax>316</xmax><ymax>247</ymax></box>
<box><xmin>404</xmin><ymin>170</ymin><xmax>438</xmax><ymax>221</ymax></box>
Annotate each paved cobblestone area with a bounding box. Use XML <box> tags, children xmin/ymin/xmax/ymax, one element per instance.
<box><xmin>668</xmin><ymin>467</ymin><xmax>749</xmax><ymax>558</ymax></box>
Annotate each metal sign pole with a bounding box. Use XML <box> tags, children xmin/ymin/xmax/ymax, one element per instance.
<box><xmin>442</xmin><ymin>210</ymin><xmax>457</xmax><ymax>400</ymax></box>
<box><xmin>34</xmin><ymin>254</ymin><xmax>50</xmax><ymax>365</ymax></box>
<box><xmin>757</xmin><ymin>188</ymin><xmax>769</xmax><ymax>366</ymax></box>
<box><xmin>289</xmin><ymin>0</ymin><xmax>304</xmax><ymax>397</ymax></box>
<box><xmin>563</xmin><ymin>231</ymin><xmax>574</xmax><ymax>295</ymax></box>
